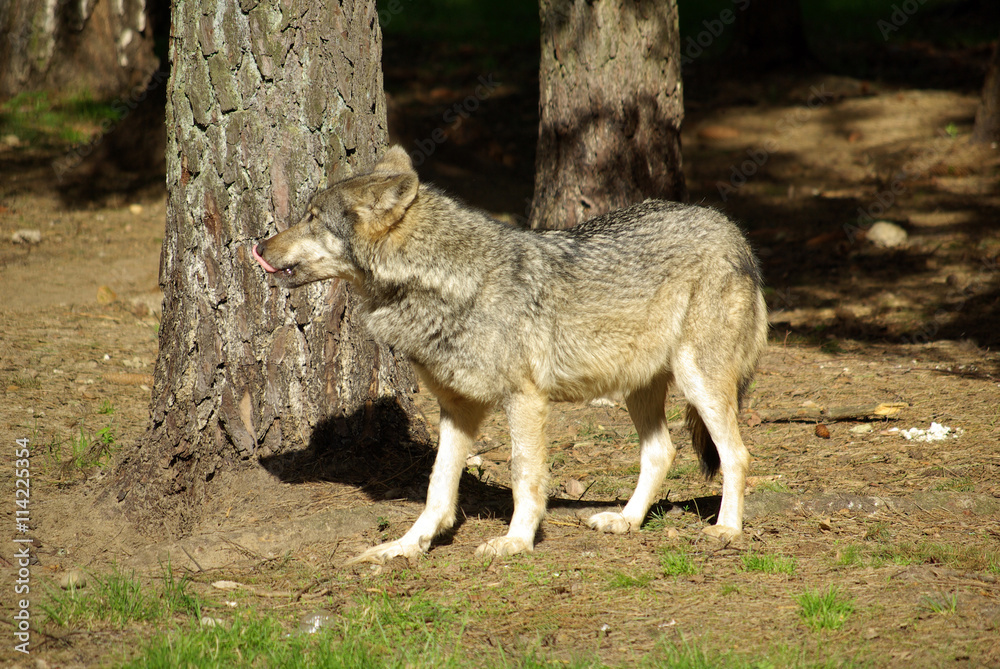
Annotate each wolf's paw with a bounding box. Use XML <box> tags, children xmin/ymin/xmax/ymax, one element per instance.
<box><xmin>702</xmin><ymin>524</ymin><xmax>741</xmax><ymax>541</ymax></box>
<box><xmin>345</xmin><ymin>540</ymin><xmax>422</xmax><ymax>566</ymax></box>
<box><xmin>586</xmin><ymin>511</ymin><xmax>635</xmax><ymax>534</ymax></box>
<box><xmin>475</xmin><ymin>536</ymin><xmax>533</xmax><ymax>559</ymax></box>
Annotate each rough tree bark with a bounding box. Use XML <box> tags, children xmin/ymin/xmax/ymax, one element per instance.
<box><xmin>530</xmin><ymin>0</ymin><xmax>686</xmax><ymax>231</ymax></box>
<box><xmin>105</xmin><ymin>0</ymin><xmax>423</xmax><ymax>534</ymax></box>
<box><xmin>972</xmin><ymin>33</ymin><xmax>1000</xmax><ymax>145</ymax></box>
<box><xmin>0</xmin><ymin>0</ymin><xmax>158</xmax><ymax>100</ymax></box>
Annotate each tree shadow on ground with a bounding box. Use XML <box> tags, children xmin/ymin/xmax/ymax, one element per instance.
<box><xmin>258</xmin><ymin>396</ymin><xmax>723</xmax><ymax>533</ymax></box>
<box><xmin>257</xmin><ymin>397</ymin><xmax>521</xmax><ymax>526</ymax></box>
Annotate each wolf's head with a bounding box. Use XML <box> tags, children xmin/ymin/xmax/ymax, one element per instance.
<box><xmin>252</xmin><ymin>146</ymin><xmax>419</xmax><ymax>288</ymax></box>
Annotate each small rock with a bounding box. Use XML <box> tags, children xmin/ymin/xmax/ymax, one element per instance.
<box><xmin>128</xmin><ymin>203</ymin><xmax>144</xmax><ymax>215</ymax></box>
<box><xmin>3</xmin><ymin>134</ymin><xmax>21</xmax><ymax>147</ymax></box>
<box><xmin>60</xmin><ymin>570</ymin><xmax>87</xmax><ymax>589</ymax></box>
<box><xmin>466</xmin><ymin>455</ymin><xmax>483</xmax><ymax>468</ymax></box>
<box><xmin>866</xmin><ymin>221</ymin><xmax>908</xmax><ymax>248</ymax></box>
<box><xmin>96</xmin><ymin>285</ymin><xmax>117</xmax><ymax>304</ymax></box>
<box><xmin>211</xmin><ymin>580</ymin><xmax>242</xmax><ymax>590</ymax></box>
<box><xmin>850</xmin><ymin>424</ymin><xmax>874</xmax><ymax>435</ymax></box>
<box><xmin>564</xmin><ymin>478</ymin><xmax>587</xmax><ymax>498</ymax></box>
<box><xmin>12</xmin><ymin>229</ymin><xmax>41</xmax><ymax>244</ymax></box>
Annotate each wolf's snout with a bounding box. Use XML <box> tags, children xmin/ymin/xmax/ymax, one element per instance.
<box><xmin>252</xmin><ymin>242</ymin><xmax>279</xmax><ymax>274</ymax></box>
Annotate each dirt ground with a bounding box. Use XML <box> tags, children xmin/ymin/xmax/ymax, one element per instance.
<box><xmin>2</xmin><ymin>47</ymin><xmax>1000</xmax><ymax>667</ymax></box>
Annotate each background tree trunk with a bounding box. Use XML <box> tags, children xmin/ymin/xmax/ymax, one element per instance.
<box><xmin>530</xmin><ymin>0</ymin><xmax>686</xmax><ymax>230</ymax></box>
<box><xmin>0</xmin><ymin>0</ymin><xmax>158</xmax><ymax>101</ymax></box>
<box><xmin>105</xmin><ymin>0</ymin><xmax>423</xmax><ymax>535</ymax></box>
<box><xmin>972</xmin><ymin>34</ymin><xmax>1000</xmax><ymax>145</ymax></box>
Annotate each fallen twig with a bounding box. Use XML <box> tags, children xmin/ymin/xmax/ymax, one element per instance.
<box><xmin>745</xmin><ymin>402</ymin><xmax>908</xmax><ymax>424</ymax></box>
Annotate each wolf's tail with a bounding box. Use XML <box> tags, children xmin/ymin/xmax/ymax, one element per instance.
<box><xmin>685</xmin><ymin>373</ymin><xmax>755</xmax><ymax>480</ymax></box>
<box><xmin>686</xmin><ymin>406</ymin><xmax>719</xmax><ymax>479</ymax></box>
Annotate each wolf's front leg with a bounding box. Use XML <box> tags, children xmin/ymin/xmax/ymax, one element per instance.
<box><xmin>348</xmin><ymin>399</ymin><xmax>487</xmax><ymax>565</ymax></box>
<box><xmin>476</xmin><ymin>387</ymin><xmax>549</xmax><ymax>559</ymax></box>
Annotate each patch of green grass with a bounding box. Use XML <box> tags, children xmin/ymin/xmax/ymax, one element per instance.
<box><xmin>797</xmin><ymin>586</ymin><xmax>854</xmax><ymax>632</ymax></box>
<box><xmin>607</xmin><ymin>571</ymin><xmax>654</xmax><ymax>589</ymax></box>
<box><xmin>740</xmin><ymin>551</ymin><xmax>797</xmax><ymax>576</ymax></box>
<box><xmin>835</xmin><ymin>544</ymin><xmax>865</xmax><ymax>568</ymax></box>
<box><xmin>819</xmin><ymin>337</ymin><xmax>843</xmax><ymax>354</ymax></box>
<box><xmin>754</xmin><ymin>479</ymin><xmax>792</xmax><ymax>494</ymax></box>
<box><xmin>7</xmin><ymin>374</ymin><xmax>41</xmax><ymax>389</ymax></box>
<box><xmin>98</xmin><ymin>399</ymin><xmax>117</xmax><ymax>415</ymax></box>
<box><xmin>921</xmin><ymin>592</ymin><xmax>958</xmax><ymax>616</ymax></box>
<box><xmin>46</xmin><ymin>423</ymin><xmax>120</xmax><ymax>473</ymax></box>
<box><xmin>835</xmin><ymin>541</ymin><xmax>999</xmax><ymax>572</ymax></box>
<box><xmin>863</xmin><ymin>521</ymin><xmax>892</xmax><ymax>543</ymax></box>
<box><xmin>660</xmin><ymin>547</ymin><xmax>699</xmax><ymax>578</ymax></box>
<box><xmin>932</xmin><ymin>476</ymin><xmax>975</xmax><ymax>492</ymax></box>
<box><xmin>42</xmin><ymin>564</ymin><xmax>201</xmax><ymax>629</ymax></box>
<box><xmin>644</xmin><ymin>639</ymin><xmax>854</xmax><ymax>669</ymax></box>
<box><xmin>0</xmin><ymin>90</ymin><xmax>123</xmax><ymax>146</ymax></box>
<box><xmin>642</xmin><ymin>505</ymin><xmax>673</xmax><ymax>532</ymax></box>
<box><xmin>123</xmin><ymin>590</ymin><xmax>472</xmax><ymax>669</ymax></box>
<box><xmin>577</xmin><ymin>420</ymin><xmax>617</xmax><ymax>444</ymax></box>
<box><xmin>664</xmin><ymin>462</ymin><xmax>698</xmax><ymax>481</ymax></box>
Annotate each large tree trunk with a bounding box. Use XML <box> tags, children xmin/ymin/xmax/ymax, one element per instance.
<box><xmin>530</xmin><ymin>0</ymin><xmax>686</xmax><ymax>231</ymax></box>
<box><xmin>972</xmin><ymin>34</ymin><xmax>1000</xmax><ymax>145</ymax></box>
<box><xmin>105</xmin><ymin>0</ymin><xmax>423</xmax><ymax>535</ymax></box>
<box><xmin>0</xmin><ymin>0</ymin><xmax>158</xmax><ymax>100</ymax></box>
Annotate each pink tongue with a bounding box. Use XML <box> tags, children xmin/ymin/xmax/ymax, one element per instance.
<box><xmin>252</xmin><ymin>244</ymin><xmax>278</xmax><ymax>273</ymax></box>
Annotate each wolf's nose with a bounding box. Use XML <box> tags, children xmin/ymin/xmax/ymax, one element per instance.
<box><xmin>252</xmin><ymin>242</ymin><xmax>279</xmax><ymax>273</ymax></box>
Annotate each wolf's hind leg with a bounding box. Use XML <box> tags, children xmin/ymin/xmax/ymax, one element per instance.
<box><xmin>675</xmin><ymin>356</ymin><xmax>749</xmax><ymax>540</ymax></box>
<box><xmin>476</xmin><ymin>386</ymin><xmax>549</xmax><ymax>558</ymax></box>
<box><xmin>588</xmin><ymin>375</ymin><xmax>675</xmax><ymax>534</ymax></box>
<box><xmin>348</xmin><ymin>398</ymin><xmax>488</xmax><ymax>565</ymax></box>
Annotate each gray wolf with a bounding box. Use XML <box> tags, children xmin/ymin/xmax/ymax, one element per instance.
<box><xmin>252</xmin><ymin>146</ymin><xmax>768</xmax><ymax>563</ymax></box>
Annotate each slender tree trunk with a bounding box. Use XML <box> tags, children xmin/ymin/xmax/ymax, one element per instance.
<box><xmin>0</xmin><ymin>0</ymin><xmax>157</xmax><ymax>100</ymax></box>
<box><xmin>530</xmin><ymin>0</ymin><xmax>686</xmax><ymax>231</ymax></box>
<box><xmin>105</xmin><ymin>0</ymin><xmax>423</xmax><ymax>535</ymax></box>
<box><xmin>972</xmin><ymin>35</ymin><xmax>1000</xmax><ymax>145</ymax></box>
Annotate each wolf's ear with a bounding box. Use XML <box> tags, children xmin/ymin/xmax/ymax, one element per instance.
<box><xmin>373</xmin><ymin>145</ymin><xmax>414</xmax><ymax>175</ymax></box>
<box><xmin>342</xmin><ymin>171</ymin><xmax>419</xmax><ymax>233</ymax></box>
